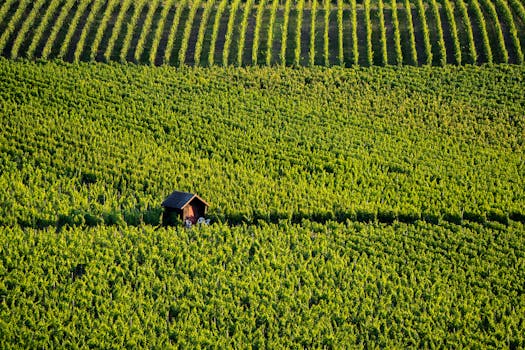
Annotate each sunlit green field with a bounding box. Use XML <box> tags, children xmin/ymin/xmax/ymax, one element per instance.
<box><xmin>0</xmin><ymin>59</ymin><xmax>524</xmax><ymax>347</ymax></box>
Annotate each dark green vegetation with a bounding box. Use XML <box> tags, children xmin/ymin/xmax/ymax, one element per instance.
<box><xmin>0</xmin><ymin>59</ymin><xmax>524</xmax><ymax>347</ymax></box>
<box><xmin>0</xmin><ymin>0</ymin><xmax>524</xmax><ymax>66</ymax></box>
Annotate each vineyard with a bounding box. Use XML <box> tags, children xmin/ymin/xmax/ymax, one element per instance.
<box><xmin>0</xmin><ymin>59</ymin><xmax>524</xmax><ymax>346</ymax></box>
<box><xmin>0</xmin><ymin>0</ymin><xmax>524</xmax><ymax>66</ymax></box>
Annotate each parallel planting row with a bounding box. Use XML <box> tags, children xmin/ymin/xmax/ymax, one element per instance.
<box><xmin>0</xmin><ymin>0</ymin><xmax>524</xmax><ymax>66</ymax></box>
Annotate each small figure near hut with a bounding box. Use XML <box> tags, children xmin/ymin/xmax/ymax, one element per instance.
<box><xmin>161</xmin><ymin>191</ymin><xmax>209</xmax><ymax>226</ymax></box>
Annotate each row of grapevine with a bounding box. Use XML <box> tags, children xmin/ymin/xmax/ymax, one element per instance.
<box><xmin>164</xmin><ymin>0</ymin><xmax>187</xmax><ymax>65</ymax></box>
<box><xmin>119</xmin><ymin>1</ymin><xmax>146</xmax><ymax>62</ymax></box>
<box><xmin>404</xmin><ymin>0</ymin><xmax>418</xmax><ymax>65</ymax></box>
<box><xmin>0</xmin><ymin>0</ymin><xmax>31</xmax><ymax>55</ymax></box>
<box><xmin>442</xmin><ymin>0</ymin><xmax>462</xmax><ymax>64</ymax></box>
<box><xmin>266</xmin><ymin>0</ymin><xmax>279</xmax><ymax>65</ymax></box>
<box><xmin>470</xmin><ymin>0</ymin><xmax>493</xmax><ymax>63</ymax></box>
<box><xmin>364</xmin><ymin>0</ymin><xmax>373</xmax><ymax>65</ymax></box>
<box><xmin>73</xmin><ymin>0</ymin><xmax>105</xmax><ymax>63</ymax></box>
<box><xmin>496</xmin><ymin>0</ymin><xmax>523</xmax><ymax>63</ymax></box>
<box><xmin>350</xmin><ymin>0</ymin><xmax>358</xmax><ymax>65</ymax></box>
<box><xmin>134</xmin><ymin>0</ymin><xmax>160</xmax><ymax>63</ymax></box>
<box><xmin>391</xmin><ymin>0</ymin><xmax>403</xmax><ymax>65</ymax></box>
<box><xmin>237</xmin><ymin>0</ymin><xmax>254</xmax><ymax>66</ymax></box>
<box><xmin>208</xmin><ymin>0</ymin><xmax>228</xmax><ymax>66</ymax></box>
<box><xmin>281</xmin><ymin>0</ymin><xmax>293</xmax><ymax>65</ymax></box>
<box><xmin>295</xmin><ymin>0</ymin><xmax>305</xmax><ymax>66</ymax></box>
<box><xmin>195</xmin><ymin>0</ymin><xmax>216</xmax><ymax>66</ymax></box>
<box><xmin>377</xmin><ymin>0</ymin><xmax>388</xmax><ymax>66</ymax></box>
<box><xmin>479</xmin><ymin>0</ymin><xmax>508</xmax><ymax>62</ymax></box>
<box><xmin>323</xmin><ymin>0</ymin><xmax>330</xmax><ymax>66</ymax></box>
<box><xmin>179</xmin><ymin>0</ymin><xmax>202</xmax><ymax>66</ymax></box>
<box><xmin>309</xmin><ymin>0</ymin><xmax>317</xmax><ymax>66</ymax></box>
<box><xmin>149</xmin><ymin>0</ymin><xmax>175</xmax><ymax>65</ymax></box>
<box><xmin>252</xmin><ymin>0</ymin><xmax>267</xmax><ymax>65</ymax></box>
<box><xmin>456</xmin><ymin>0</ymin><xmax>477</xmax><ymax>63</ymax></box>
<box><xmin>2</xmin><ymin>0</ymin><xmax>525</xmax><ymax>66</ymax></box>
<box><xmin>104</xmin><ymin>0</ymin><xmax>132</xmax><ymax>62</ymax></box>
<box><xmin>337</xmin><ymin>0</ymin><xmax>344</xmax><ymax>65</ymax></box>
<box><xmin>90</xmin><ymin>0</ymin><xmax>119</xmax><ymax>61</ymax></box>
<box><xmin>429</xmin><ymin>0</ymin><xmax>447</xmax><ymax>65</ymax></box>
<box><xmin>415</xmin><ymin>0</ymin><xmax>432</xmax><ymax>65</ymax></box>
<box><xmin>10</xmin><ymin>0</ymin><xmax>47</xmax><ymax>59</ymax></box>
<box><xmin>223</xmin><ymin>0</ymin><xmax>242</xmax><ymax>65</ymax></box>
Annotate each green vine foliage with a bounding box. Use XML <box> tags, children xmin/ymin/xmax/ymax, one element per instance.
<box><xmin>0</xmin><ymin>52</ymin><xmax>524</xmax><ymax>348</ymax></box>
<box><xmin>404</xmin><ymin>0</ymin><xmax>418</xmax><ymax>65</ymax></box>
<box><xmin>1</xmin><ymin>60</ymin><xmax>523</xmax><ymax>228</ymax></box>
<box><xmin>57</xmin><ymin>0</ymin><xmax>91</xmax><ymax>59</ymax></box>
<box><xmin>1</xmin><ymin>219</ymin><xmax>524</xmax><ymax>347</ymax></box>
<box><xmin>391</xmin><ymin>0</ymin><xmax>403</xmax><ymax>65</ymax></box>
<box><xmin>1</xmin><ymin>0</ymin><xmax>525</xmax><ymax>67</ymax></box>
<box><xmin>364</xmin><ymin>0</ymin><xmax>373</xmax><ymax>65</ymax></box>
<box><xmin>90</xmin><ymin>0</ymin><xmax>119</xmax><ymax>62</ymax></box>
<box><xmin>456</xmin><ymin>0</ymin><xmax>477</xmax><ymax>63</ymax></box>
<box><xmin>470</xmin><ymin>0</ymin><xmax>493</xmax><ymax>63</ymax></box>
<box><xmin>252</xmin><ymin>0</ymin><xmax>267</xmax><ymax>65</ymax></box>
<box><xmin>351</xmin><ymin>0</ymin><xmax>358</xmax><ymax>65</ymax></box>
<box><xmin>309</xmin><ymin>0</ymin><xmax>318</xmax><ymax>66</ymax></box>
<box><xmin>103</xmin><ymin>0</ymin><xmax>133</xmax><ymax>62</ymax></box>
<box><xmin>0</xmin><ymin>0</ymin><xmax>31</xmax><ymax>54</ymax></box>
<box><xmin>442</xmin><ymin>0</ymin><xmax>462</xmax><ymax>65</ymax></box>
<box><xmin>415</xmin><ymin>0</ymin><xmax>433</xmax><ymax>65</ymax></box>
<box><xmin>10</xmin><ymin>0</ymin><xmax>47</xmax><ymax>59</ymax></box>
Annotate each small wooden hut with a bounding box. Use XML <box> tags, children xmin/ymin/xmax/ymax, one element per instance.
<box><xmin>161</xmin><ymin>191</ymin><xmax>209</xmax><ymax>225</ymax></box>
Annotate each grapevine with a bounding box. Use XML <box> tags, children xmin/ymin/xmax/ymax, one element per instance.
<box><xmin>470</xmin><ymin>0</ymin><xmax>493</xmax><ymax>63</ymax></box>
<box><xmin>149</xmin><ymin>0</ymin><xmax>175</xmax><ymax>65</ymax></box>
<box><xmin>391</xmin><ymin>0</ymin><xmax>403</xmax><ymax>65</ymax></box>
<box><xmin>134</xmin><ymin>0</ymin><xmax>161</xmax><ymax>63</ymax></box>
<box><xmin>208</xmin><ymin>0</ymin><xmax>228</xmax><ymax>66</ymax></box>
<box><xmin>103</xmin><ymin>0</ymin><xmax>133</xmax><ymax>62</ymax></box>
<box><xmin>164</xmin><ymin>0</ymin><xmax>188</xmax><ymax>65</ymax></box>
<box><xmin>429</xmin><ymin>0</ymin><xmax>447</xmax><ymax>66</ymax></box>
<box><xmin>89</xmin><ymin>0</ymin><xmax>119</xmax><ymax>61</ymax></box>
<box><xmin>281</xmin><ymin>0</ymin><xmax>293</xmax><ymax>65</ymax></box>
<box><xmin>266</xmin><ymin>0</ymin><xmax>279</xmax><ymax>65</ymax></box>
<box><xmin>178</xmin><ymin>0</ymin><xmax>203</xmax><ymax>66</ymax></box>
<box><xmin>442</xmin><ymin>0</ymin><xmax>462</xmax><ymax>64</ymax></box>
<box><xmin>252</xmin><ymin>0</ymin><xmax>267</xmax><ymax>65</ymax></box>
<box><xmin>404</xmin><ymin>0</ymin><xmax>418</xmax><ymax>65</ymax></box>
<box><xmin>238</xmin><ymin>0</ymin><xmax>255</xmax><ymax>66</ymax></box>
<box><xmin>73</xmin><ymin>0</ymin><xmax>105</xmax><ymax>63</ymax></box>
<box><xmin>223</xmin><ymin>0</ymin><xmax>242</xmax><ymax>66</ymax></box>
<box><xmin>456</xmin><ymin>0</ymin><xmax>477</xmax><ymax>63</ymax></box>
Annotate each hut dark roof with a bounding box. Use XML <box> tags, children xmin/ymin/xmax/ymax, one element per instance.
<box><xmin>162</xmin><ymin>191</ymin><xmax>209</xmax><ymax>209</ymax></box>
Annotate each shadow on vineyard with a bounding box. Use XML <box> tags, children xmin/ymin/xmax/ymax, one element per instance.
<box><xmin>19</xmin><ymin>206</ymin><xmax>524</xmax><ymax>231</ymax></box>
<box><xmin>220</xmin><ymin>208</ymin><xmax>525</xmax><ymax>228</ymax></box>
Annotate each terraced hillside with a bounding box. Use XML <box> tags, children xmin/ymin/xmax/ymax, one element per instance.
<box><xmin>0</xmin><ymin>0</ymin><xmax>524</xmax><ymax>66</ymax></box>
